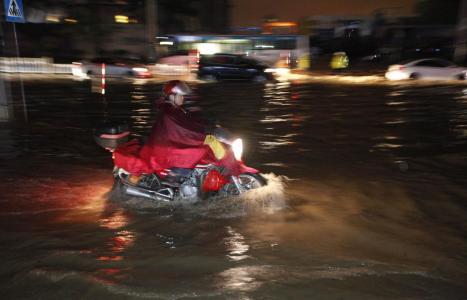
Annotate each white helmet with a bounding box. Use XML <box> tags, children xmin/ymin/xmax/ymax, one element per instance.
<box><xmin>162</xmin><ymin>80</ymin><xmax>191</xmax><ymax>97</ymax></box>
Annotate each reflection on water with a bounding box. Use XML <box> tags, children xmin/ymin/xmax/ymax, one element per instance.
<box><xmin>453</xmin><ymin>89</ymin><xmax>467</xmax><ymax>139</ymax></box>
<box><xmin>259</xmin><ymin>138</ymin><xmax>295</xmax><ymax>149</ymax></box>
<box><xmin>218</xmin><ymin>266</ymin><xmax>265</xmax><ymax>292</ymax></box>
<box><xmin>258</xmin><ymin>81</ymin><xmax>306</xmax><ymax>154</ymax></box>
<box><xmin>1</xmin><ymin>79</ymin><xmax>467</xmax><ymax>298</ymax></box>
<box><xmin>97</xmin><ymin>209</ymin><xmax>135</xmax><ymax>262</ymax></box>
<box><xmin>383</xmin><ymin>118</ymin><xmax>407</xmax><ymax>125</ymax></box>
<box><xmin>385</xmin><ymin>100</ymin><xmax>407</xmax><ymax>106</ymax></box>
<box><xmin>225</xmin><ymin>226</ymin><xmax>250</xmax><ymax>261</ymax></box>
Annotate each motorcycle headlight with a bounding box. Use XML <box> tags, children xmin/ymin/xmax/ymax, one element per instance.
<box><xmin>232</xmin><ymin>138</ymin><xmax>243</xmax><ymax>161</ymax></box>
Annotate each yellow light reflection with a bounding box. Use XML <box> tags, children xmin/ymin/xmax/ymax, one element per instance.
<box><xmin>260</xmin><ymin>116</ymin><xmax>290</xmax><ymax>123</ymax></box>
<box><xmin>115</xmin><ymin>15</ymin><xmax>129</xmax><ymax>24</ymax></box>
<box><xmin>218</xmin><ymin>266</ymin><xmax>264</xmax><ymax>292</ymax></box>
<box><xmin>386</xmin><ymin>101</ymin><xmax>407</xmax><ymax>106</ymax></box>
<box><xmin>225</xmin><ymin>226</ymin><xmax>250</xmax><ymax>261</ymax></box>
<box><xmin>259</xmin><ymin>139</ymin><xmax>295</xmax><ymax>148</ymax></box>
<box><xmin>64</xmin><ymin>18</ymin><xmax>78</xmax><ymax>23</ymax></box>
<box><xmin>374</xmin><ymin>143</ymin><xmax>403</xmax><ymax>149</ymax></box>
<box><xmin>218</xmin><ymin>227</ymin><xmax>264</xmax><ymax>292</ymax></box>
<box><xmin>384</xmin><ymin>119</ymin><xmax>407</xmax><ymax>125</ymax></box>
<box><xmin>46</xmin><ymin>15</ymin><xmax>60</xmax><ymax>23</ymax></box>
<box><xmin>131</xmin><ymin>95</ymin><xmax>146</xmax><ymax>100</ymax></box>
<box><xmin>265</xmin><ymin>21</ymin><xmax>297</xmax><ymax>27</ymax></box>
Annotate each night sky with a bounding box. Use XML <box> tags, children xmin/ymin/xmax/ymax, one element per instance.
<box><xmin>231</xmin><ymin>0</ymin><xmax>418</xmax><ymax>27</ymax></box>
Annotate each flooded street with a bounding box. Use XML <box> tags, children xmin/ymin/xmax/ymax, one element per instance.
<box><xmin>1</xmin><ymin>77</ymin><xmax>467</xmax><ymax>299</ymax></box>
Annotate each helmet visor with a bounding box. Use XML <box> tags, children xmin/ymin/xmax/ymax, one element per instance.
<box><xmin>172</xmin><ymin>81</ymin><xmax>191</xmax><ymax>95</ymax></box>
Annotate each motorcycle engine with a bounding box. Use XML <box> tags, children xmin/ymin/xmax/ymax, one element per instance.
<box><xmin>179</xmin><ymin>181</ymin><xmax>199</xmax><ymax>201</ymax></box>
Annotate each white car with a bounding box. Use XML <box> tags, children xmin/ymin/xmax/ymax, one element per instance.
<box><xmin>385</xmin><ymin>58</ymin><xmax>467</xmax><ymax>81</ymax></box>
<box><xmin>154</xmin><ymin>52</ymin><xmax>199</xmax><ymax>75</ymax></box>
<box><xmin>72</xmin><ymin>58</ymin><xmax>152</xmax><ymax>78</ymax></box>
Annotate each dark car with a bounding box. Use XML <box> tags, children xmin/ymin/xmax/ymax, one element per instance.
<box><xmin>197</xmin><ymin>53</ymin><xmax>274</xmax><ymax>82</ymax></box>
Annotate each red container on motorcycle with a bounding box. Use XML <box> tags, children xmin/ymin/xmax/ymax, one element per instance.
<box><xmin>202</xmin><ymin>169</ymin><xmax>228</xmax><ymax>192</ymax></box>
<box><xmin>94</xmin><ymin>122</ymin><xmax>130</xmax><ymax>150</ymax></box>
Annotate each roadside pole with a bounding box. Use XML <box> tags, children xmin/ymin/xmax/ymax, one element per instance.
<box><xmin>3</xmin><ymin>0</ymin><xmax>27</xmax><ymax>121</ymax></box>
<box><xmin>0</xmin><ymin>11</ymin><xmax>12</xmax><ymax>121</ymax></box>
<box><xmin>101</xmin><ymin>63</ymin><xmax>106</xmax><ymax>96</ymax></box>
<box><xmin>13</xmin><ymin>22</ymin><xmax>27</xmax><ymax>121</ymax></box>
<box><xmin>454</xmin><ymin>0</ymin><xmax>467</xmax><ymax>64</ymax></box>
<box><xmin>91</xmin><ymin>63</ymin><xmax>108</xmax><ymax>121</ymax></box>
<box><xmin>145</xmin><ymin>0</ymin><xmax>157</xmax><ymax>61</ymax></box>
<box><xmin>101</xmin><ymin>63</ymin><xmax>108</xmax><ymax>120</ymax></box>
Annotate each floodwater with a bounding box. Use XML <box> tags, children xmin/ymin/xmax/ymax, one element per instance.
<box><xmin>1</xmin><ymin>76</ymin><xmax>467</xmax><ymax>299</ymax></box>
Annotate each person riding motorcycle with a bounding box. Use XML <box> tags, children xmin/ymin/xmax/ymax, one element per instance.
<box><xmin>140</xmin><ymin>80</ymin><xmax>225</xmax><ymax>167</ymax></box>
<box><xmin>98</xmin><ymin>80</ymin><xmax>265</xmax><ymax>200</ymax></box>
<box><xmin>119</xmin><ymin>80</ymin><xmax>227</xmax><ymax>183</ymax></box>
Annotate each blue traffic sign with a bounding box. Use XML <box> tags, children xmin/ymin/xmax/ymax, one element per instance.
<box><xmin>4</xmin><ymin>0</ymin><xmax>25</xmax><ymax>23</ymax></box>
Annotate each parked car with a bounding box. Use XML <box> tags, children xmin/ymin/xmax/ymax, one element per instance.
<box><xmin>385</xmin><ymin>58</ymin><xmax>467</xmax><ymax>81</ymax></box>
<box><xmin>157</xmin><ymin>50</ymin><xmax>198</xmax><ymax>66</ymax></box>
<box><xmin>154</xmin><ymin>50</ymin><xmax>199</xmax><ymax>75</ymax></box>
<box><xmin>72</xmin><ymin>57</ymin><xmax>152</xmax><ymax>78</ymax></box>
<box><xmin>197</xmin><ymin>54</ymin><xmax>274</xmax><ymax>82</ymax></box>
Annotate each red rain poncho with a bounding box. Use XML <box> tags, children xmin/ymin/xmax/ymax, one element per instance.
<box><xmin>138</xmin><ymin>102</ymin><xmax>212</xmax><ymax>171</ymax></box>
<box><xmin>113</xmin><ymin>102</ymin><xmax>257</xmax><ymax>176</ymax></box>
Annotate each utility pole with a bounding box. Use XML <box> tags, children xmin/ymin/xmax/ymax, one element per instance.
<box><xmin>1</xmin><ymin>0</ymin><xmax>27</xmax><ymax>121</ymax></box>
<box><xmin>454</xmin><ymin>0</ymin><xmax>467</xmax><ymax>63</ymax></box>
<box><xmin>145</xmin><ymin>0</ymin><xmax>157</xmax><ymax>61</ymax></box>
<box><xmin>0</xmin><ymin>13</ymin><xmax>11</xmax><ymax>121</ymax></box>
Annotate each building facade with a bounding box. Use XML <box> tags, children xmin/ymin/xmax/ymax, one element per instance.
<box><xmin>1</xmin><ymin>0</ymin><xmax>231</xmax><ymax>61</ymax></box>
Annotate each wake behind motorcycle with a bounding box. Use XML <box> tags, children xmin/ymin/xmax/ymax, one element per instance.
<box><xmin>94</xmin><ymin>123</ymin><xmax>267</xmax><ymax>203</ymax></box>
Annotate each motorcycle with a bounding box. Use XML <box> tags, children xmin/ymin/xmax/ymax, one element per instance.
<box><xmin>94</xmin><ymin>123</ymin><xmax>267</xmax><ymax>203</ymax></box>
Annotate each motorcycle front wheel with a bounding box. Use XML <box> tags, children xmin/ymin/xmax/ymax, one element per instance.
<box><xmin>223</xmin><ymin>173</ymin><xmax>267</xmax><ymax>196</ymax></box>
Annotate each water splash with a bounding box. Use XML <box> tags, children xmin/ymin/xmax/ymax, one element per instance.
<box><xmin>194</xmin><ymin>174</ymin><xmax>287</xmax><ymax>219</ymax></box>
<box><xmin>108</xmin><ymin>173</ymin><xmax>288</xmax><ymax>218</ymax></box>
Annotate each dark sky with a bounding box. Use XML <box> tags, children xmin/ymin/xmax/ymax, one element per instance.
<box><xmin>231</xmin><ymin>0</ymin><xmax>418</xmax><ymax>27</ymax></box>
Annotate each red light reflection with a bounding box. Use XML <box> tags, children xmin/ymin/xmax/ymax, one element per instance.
<box><xmin>96</xmin><ymin>210</ymin><xmax>136</xmax><ymax>263</ymax></box>
<box><xmin>109</xmin><ymin>231</ymin><xmax>135</xmax><ymax>253</ymax></box>
<box><xmin>98</xmin><ymin>210</ymin><xmax>130</xmax><ymax>230</ymax></box>
<box><xmin>97</xmin><ymin>255</ymin><xmax>123</xmax><ymax>261</ymax></box>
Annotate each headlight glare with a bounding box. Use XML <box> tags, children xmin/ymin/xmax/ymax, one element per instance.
<box><xmin>232</xmin><ymin>138</ymin><xmax>243</xmax><ymax>161</ymax></box>
<box><xmin>132</xmin><ymin>67</ymin><xmax>148</xmax><ymax>72</ymax></box>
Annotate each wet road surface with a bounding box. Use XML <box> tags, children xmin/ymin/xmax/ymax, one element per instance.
<box><xmin>1</xmin><ymin>77</ymin><xmax>467</xmax><ymax>299</ymax></box>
